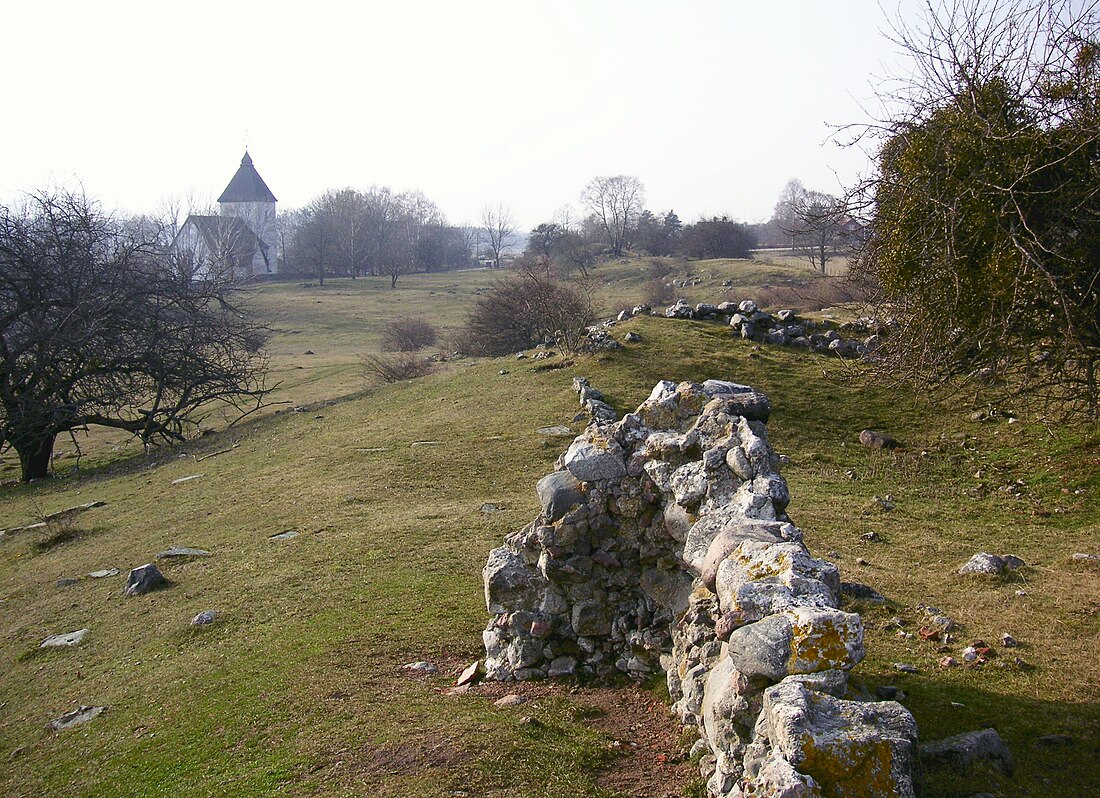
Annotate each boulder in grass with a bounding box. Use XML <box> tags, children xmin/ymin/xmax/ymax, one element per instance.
<box><xmin>124</xmin><ymin>563</ymin><xmax>166</xmax><ymax>596</ymax></box>
<box><xmin>920</xmin><ymin>728</ymin><xmax>1015</xmax><ymax>777</ymax></box>
<box><xmin>859</xmin><ymin>429</ymin><xmax>900</xmax><ymax>450</ymax></box>
<box><xmin>49</xmin><ymin>705</ymin><xmax>106</xmax><ymax>731</ymax></box>
<box><xmin>959</xmin><ymin>552</ymin><xmax>1025</xmax><ymax>575</ymax></box>
<box><xmin>40</xmin><ymin>629</ymin><xmax>88</xmax><ymax>648</ymax></box>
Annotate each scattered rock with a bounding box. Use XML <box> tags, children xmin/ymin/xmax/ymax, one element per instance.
<box><xmin>190</xmin><ymin>610</ymin><xmax>217</xmax><ymax>626</ymax></box>
<box><xmin>959</xmin><ymin>552</ymin><xmax>1024</xmax><ymax>575</ymax></box>
<box><xmin>859</xmin><ymin>429</ymin><xmax>899</xmax><ymax>450</ymax></box>
<box><xmin>170</xmin><ymin>474</ymin><xmax>204</xmax><ymax>485</ymax></box>
<box><xmin>1070</xmin><ymin>552</ymin><xmax>1100</xmax><ymax>564</ymax></box>
<box><xmin>920</xmin><ymin>728</ymin><xmax>1015</xmax><ymax>776</ymax></box>
<box><xmin>456</xmin><ymin>660</ymin><xmax>481</xmax><ymax>687</ymax></box>
<box><xmin>269</xmin><ymin>530</ymin><xmax>299</xmax><ymax>541</ymax></box>
<box><xmin>40</xmin><ymin>628</ymin><xmax>89</xmax><ymax>648</ymax></box>
<box><xmin>536</xmin><ymin>425</ymin><xmax>573</xmax><ymax>437</ymax></box>
<box><xmin>410</xmin><ymin>440</ymin><xmax>443</xmax><ymax>448</ymax></box>
<box><xmin>624</xmin><ymin>331</ymin><xmax>642</xmax><ymax>343</ymax></box>
<box><xmin>49</xmin><ymin>705</ymin><xmax>106</xmax><ymax>731</ymax></box>
<box><xmin>1036</xmin><ymin>733</ymin><xmax>1073</xmax><ymax>746</ymax></box>
<box><xmin>938</xmin><ymin>656</ymin><xmax>958</xmax><ymax>668</ymax></box>
<box><xmin>88</xmin><ymin>568</ymin><xmax>119</xmax><ymax>578</ymax></box>
<box><xmin>494</xmin><ymin>694</ymin><xmax>527</xmax><ymax>708</ymax></box>
<box><xmin>480</xmin><ymin>503</ymin><xmax>501</xmax><ymax>514</ymax></box>
<box><xmin>124</xmin><ymin>563</ymin><xmax>166</xmax><ymax>596</ymax></box>
<box><xmin>840</xmin><ymin>582</ymin><xmax>886</xmax><ymax>603</ymax></box>
<box><xmin>403</xmin><ymin>661</ymin><xmax>438</xmax><ymax>675</ymax></box>
<box><xmin>895</xmin><ymin>662</ymin><xmax>919</xmax><ymax>673</ymax></box>
<box><xmin>155</xmin><ymin>546</ymin><xmax>212</xmax><ymax>560</ymax></box>
<box><xmin>56</xmin><ymin>578</ymin><xmax>79</xmax><ymax>588</ymax></box>
<box><xmin>1000</xmin><ymin>633</ymin><xmax>1018</xmax><ymax>648</ymax></box>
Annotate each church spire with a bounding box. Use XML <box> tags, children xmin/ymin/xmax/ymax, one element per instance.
<box><xmin>218</xmin><ymin>151</ymin><xmax>276</xmax><ymax>203</ymax></box>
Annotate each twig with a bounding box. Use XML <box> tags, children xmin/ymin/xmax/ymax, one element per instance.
<box><xmin>196</xmin><ymin>444</ymin><xmax>240</xmax><ymax>463</ymax></box>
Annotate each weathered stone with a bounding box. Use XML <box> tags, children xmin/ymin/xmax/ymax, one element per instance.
<box><xmin>457</xmin><ymin>660</ymin><xmax>481</xmax><ymax>686</ymax></box>
<box><xmin>536</xmin><ymin>471</ymin><xmax>584</xmax><ymax>523</ymax></box>
<box><xmin>548</xmin><ymin>655</ymin><xmax>577</xmax><ymax>677</ymax></box>
<box><xmin>724</xmin><ymin>614</ymin><xmax>794</xmax><ymax>680</ymax></box>
<box><xmin>88</xmin><ymin>568</ymin><xmax>119</xmax><ymax>579</ymax></box>
<box><xmin>563</xmin><ymin>438</ymin><xmax>627</xmax><ymax>482</ymax></box>
<box><xmin>190</xmin><ymin>610</ymin><xmax>217</xmax><ymax>626</ymax></box>
<box><xmin>920</xmin><ymin>728</ymin><xmax>1014</xmax><ymax>776</ymax></box>
<box><xmin>859</xmin><ymin>430</ymin><xmax>899</xmax><ymax>450</ymax></box>
<box><xmin>49</xmin><ymin>705</ymin><xmax>106</xmax><ymax>731</ymax></box>
<box><xmin>571</xmin><ymin>602</ymin><xmax>611</xmax><ymax>636</ymax></box>
<box><xmin>483</xmin><ymin>548</ymin><xmax>548</xmax><ymax>614</ymax></box>
<box><xmin>403</xmin><ymin>661</ymin><xmax>438</xmax><ymax>675</ymax></box>
<box><xmin>124</xmin><ymin>563</ymin><xmax>166</xmax><ymax>596</ymax></box>
<box><xmin>40</xmin><ymin>629</ymin><xmax>88</xmax><ymax>648</ymax></box>
<box><xmin>742</xmin><ymin>680</ymin><xmax>919</xmax><ymax>798</ymax></box>
<box><xmin>537</xmin><ymin>425</ymin><xmax>574</xmax><ymax>437</ymax></box>
<box><xmin>670</xmin><ymin>461</ymin><xmax>709</xmax><ymax>507</ymax></box>
<box><xmin>155</xmin><ymin>546</ymin><xmax>211</xmax><ymax>560</ymax></box>
<box><xmin>959</xmin><ymin>552</ymin><xmax>1009</xmax><ymax>575</ymax></box>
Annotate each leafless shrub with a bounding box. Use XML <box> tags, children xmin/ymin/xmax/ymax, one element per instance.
<box><xmin>643</xmin><ymin>278</ymin><xmax>675</xmax><ymax>307</ymax></box>
<box><xmin>754</xmin><ymin>277</ymin><xmax>870</xmax><ymax>313</ymax></box>
<box><xmin>458</xmin><ymin>261</ymin><xmax>594</xmax><ymax>356</ymax></box>
<box><xmin>380</xmin><ymin>316</ymin><xmax>438</xmax><ymax>352</ymax></box>
<box><xmin>360</xmin><ymin>353</ymin><xmax>434</xmax><ymax>384</ymax></box>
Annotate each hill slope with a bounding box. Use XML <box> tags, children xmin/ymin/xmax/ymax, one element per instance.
<box><xmin>0</xmin><ymin>283</ymin><xmax>1097</xmax><ymax>797</ymax></box>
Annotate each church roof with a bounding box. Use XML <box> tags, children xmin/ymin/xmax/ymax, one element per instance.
<box><xmin>181</xmin><ymin>215</ymin><xmax>267</xmax><ymax>259</ymax></box>
<box><xmin>217</xmin><ymin>151</ymin><xmax>277</xmax><ymax>203</ymax></box>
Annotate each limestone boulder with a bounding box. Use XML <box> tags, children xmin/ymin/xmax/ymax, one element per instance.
<box><xmin>563</xmin><ymin>438</ymin><xmax>627</xmax><ymax>482</ymax></box>
<box><xmin>536</xmin><ymin>470</ymin><xmax>584</xmax><ymax>523</ymax></box>
<box><xmin>742</xmin><ymin>679</ymin><xmax>919</xmax><ymax>798</ymax></box>
<box><xmin>124</xmin><ymin>563</ymin><xmax>166</xmax><ymax>596</ymax></box>
<box><xmin>483</xmin><ymin>548</ymin><xmax>548</xmax><ymax>614</ymax></box>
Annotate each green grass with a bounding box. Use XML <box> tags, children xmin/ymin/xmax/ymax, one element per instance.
<box><xmin>0</xmin><ymin>261</ymin><xmax>1097</xmax><ymax>797</ymax></box>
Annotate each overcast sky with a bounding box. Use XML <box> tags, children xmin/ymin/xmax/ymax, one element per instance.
<box><xmin>1</xmin><ymin>1</ymin><xmax>923</xmax><ymax>228</ymax></box>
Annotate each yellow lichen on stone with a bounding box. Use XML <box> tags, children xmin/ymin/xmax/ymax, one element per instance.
<box><xmin>798</xmin><ymin>730</ymin><xmax>901</xmax><ymax>798</ymax></box>
<box><xmin>787</xmin><ymin>612</ymin><xmax>858</xmax><ymax>673</ymax></box>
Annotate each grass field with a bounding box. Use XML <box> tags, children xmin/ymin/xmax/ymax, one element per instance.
<box><xmin>0</xmin><ymin>257</ymin><xmax>1096</xmax><ymax>797</ymax></box>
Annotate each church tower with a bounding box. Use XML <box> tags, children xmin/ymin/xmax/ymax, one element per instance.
<box><xmin>218</xmin><ymin>151</ymin><xmax>278</xmax><ymax>273</ymax></box>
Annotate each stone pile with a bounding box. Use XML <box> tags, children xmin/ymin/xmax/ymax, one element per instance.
<box><xmin>611</xmin><ymin>299</ymin><xmax>885</xmax><ymax>358</ymax></box>
<box><xmin>482</xmin><ymin>379</ymin><xmax>919</xmax><ymax>796</ymax></box>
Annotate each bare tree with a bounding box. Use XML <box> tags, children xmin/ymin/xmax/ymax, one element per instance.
<box><xmin>0</xmin><ymin>189</ymin><xmax>270</xmax><ymax>481</ymax></box>
<box><xmin>580</xmin><ymin>175</ymin><xmax>645</xmax><ymax>256</ymax></box>
<box><xmin>782</xmin><ymin>189</ymin><xmax>848</xmax><ymax>275</ymax></box>
<box><xmin>481</xmin><ymin>202</ymin><xmax>517</xmax><ymax>269</ymax></box>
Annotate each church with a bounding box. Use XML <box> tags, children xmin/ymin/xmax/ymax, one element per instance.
<box><xmin>174</xmin><ymin>152</ymin><xmax>278</xmax><ymax>280</ymax></box>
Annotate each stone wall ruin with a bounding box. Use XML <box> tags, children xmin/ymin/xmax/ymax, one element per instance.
<box><xmin>482</xmin><ymin>379</ymin><xmax>919</xmax><ymax>796</ymax></box>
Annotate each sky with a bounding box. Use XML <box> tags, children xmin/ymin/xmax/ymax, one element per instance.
<box><xmin>0</xmin><ymin>1</ymin><xmax>924</xmax><ymax>229</ymax></box>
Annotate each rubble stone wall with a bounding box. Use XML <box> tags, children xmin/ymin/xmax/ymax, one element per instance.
<box><xmin>482</xmin><ymin>379</ymin><xmax>919</xmax><ymax>796</ymax></box>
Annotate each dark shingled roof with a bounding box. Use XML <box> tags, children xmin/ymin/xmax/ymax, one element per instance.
<box><xmin>217</xmin><ymin>151</ymin><xmax>277</xmax><ymax>203</ymax></box>
<box><xmin>182</xmin><ymin>215</ymin><xmax>267</xmax><ymax>261</ymax></box>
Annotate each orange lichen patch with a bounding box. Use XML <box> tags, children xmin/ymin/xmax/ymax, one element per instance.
<box><xmin>798</xmin><ymin>730</ymin><xmax>904</xmax><ymax>798</ymax></box>
<box><xmin>675</xmin><ymin>383</ymin><xmax>710</xmax><ymax>417</ymax></box>
<box><xmin>787</xmin><ymin>611</ymin><xmax>862</xmax><ymax>674</ymax></box>
<box><xmin>742</xmin><ymin>548</ymin><xmax>791</xmax><ymax>581</ymax></box>
<box><xmin>638</xmin><ymin>402</ymin><xmax>682</xmax><ymax>432</ymax></box>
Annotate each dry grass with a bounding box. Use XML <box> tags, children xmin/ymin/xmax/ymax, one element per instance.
<box><xmin>0</xmin><ymin>268</ymin><xmax>1096</xmax><ymax>798</ymax></box>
